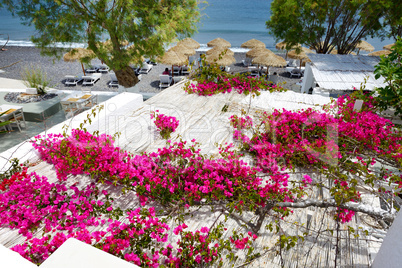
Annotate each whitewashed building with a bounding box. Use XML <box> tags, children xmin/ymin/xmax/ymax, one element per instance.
<box><xmin>301</xmin><ymin>54</ymin><xmax>386</xmax><ymax>96</ymax></box>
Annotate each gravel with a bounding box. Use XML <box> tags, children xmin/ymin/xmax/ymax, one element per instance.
<box><xmin>0</xmin><ymin>46</ymin><xmax>300</xmax><ymax>94</ymax></box>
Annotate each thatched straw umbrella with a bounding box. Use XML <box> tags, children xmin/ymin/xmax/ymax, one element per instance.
<box><xmin>252</xmin><ymin>54</ymin><xmax>287</xmax><ymax>75</ymax></box>
<box><xmin>288</xmin><ymin>47</ymin><xmax>315</xmax><ymax>68</ymax></box>
<box><xmin>246</xmin><ymin>47</ymin><xmax>274</xmax><ymax>58</ymax></box>
<box><xmin>103</xmin><ymin>39</ymin><xmax>129</xmax><ymax>49</ymax></box>
<box><xmin>275</xmin><ymin>41</ymin><xmax>300</xmax><ymax>59</ymax></box>
<box><xmin>177</xmin><ymin>38</ymin><xmax>200</xmax><ymax>49</ymax></box>
<box><xmin>206</xmin><ymin>46</ymin><xmax>234</xmax><ymax>56</ymax></box>
<box><xmin>205</xmin><ymin>53</ymin><xmax>236</xmax><ymax>66</ymax></box>
<box><xmin>241</xmin><ymin>39</ymin><xmax>265</xmax><ymax>49</ymax></box>
<box><xmin>355</xmin><ymin>40</ymin><xmax>374</xmax><ymax>54</ymax></box>
<box><xmin>368</xmin><ymin>50</ymin><xmax>392</xmax><ymax>57</ymax></box>
<box><xmin>168</xmin><ymin>44</ymin><xmax>196</xmax><ymax>66</ymax></box>
<box><xmin>157</xmin><ymin>50</ymin><xmax>187</xmax><ymax>77</ymax></box>
<box><xmin>63</xmin><ymin>48</ymin><xmax>96</xmax><ymax>75</ymax></box>
<box><xmin>275</xmin><ymin>41</ymin><xmax>300</xmax><ymax>50</ymax></box>
<box><xmin>383</xmin><ymin>43</ymin><xmax>395</xmax><ymax>51</ymax></box>
<box><xmin>207</xmin><ymin>38</ymin><xmax>231</xmax><ymax>48</ymax></box>
<box><xmin>168</xmin><ymin>44</ymin><xmax>196</xmax><ymax>57</ymax></box>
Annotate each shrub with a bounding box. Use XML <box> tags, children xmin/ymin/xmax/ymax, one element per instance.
<box><xmin>21</xmin><ymin>65</ymin><xmax>50</xmax><ymax>95</ymax></box>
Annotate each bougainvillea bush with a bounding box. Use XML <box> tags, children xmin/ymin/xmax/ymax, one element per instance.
<box><xmin>151</xmin><ymin>110</ymin><xmax>180</xmax><ymax>139</ymax></box>
<box><xmin>0</xmin><ymin>93</ymin><xmax>402</xmax><ymax>266</ymax></box>
<box><xmin>185</xmin><ymin>53</ymin><xmax>287</xmax><ymax>96</ymax></box>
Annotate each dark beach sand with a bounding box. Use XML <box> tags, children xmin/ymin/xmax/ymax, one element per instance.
<box><xmin>0</xmin><ymin>46</ymin><xmax>299</xmax><ymax>93</ymax></box>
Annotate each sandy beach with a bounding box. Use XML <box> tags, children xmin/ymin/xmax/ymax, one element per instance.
<box><xmin>0</xmin><ymin>46</ymin><xmax>299</xmax><ymax>94</ymax></box>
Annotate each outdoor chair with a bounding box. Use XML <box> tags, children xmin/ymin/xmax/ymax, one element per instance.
<box><xmin>0</xmin><ymin>120</ymin><xmax>10</xmax><ymax>132</ymax></box>
<box><xmin>159</xmin><ymin>75</ymin><xmax>172</xmax><ymax>89</ymax></box>
<box><xmin>173</xmin><ymin>66</ymin><xmax>181</xmax><ymax>76</ymax></box>
<box><xmin>139</xmin><ymin>62</ymin><xmax>153</xmax><ymax>74</ymax></box>
<box><xmin>61</xmin><ymin>102</ymin><xmax>80</xmax><ymax>118</ymax></box>
<box><xmin>81</xmin><ymin>94</ymin><xmax>97</xmax><ymax>110</ymax></box>
<box><xmin>181</xmin><ymin>66</ymin><xmax>190</xmax><ymax>75</ymax></box>
<box><xmin>8</xmin><ymin>108</ymin><xmax>26</xmax><ymax>132</ymax></box>
<box><xmin>82</xmin><ymin>73</ymin><xmax>101</xmax><ymax>86</ymax></box>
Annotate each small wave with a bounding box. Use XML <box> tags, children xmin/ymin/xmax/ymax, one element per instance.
<box><xmin>0</xmin><ymin>39</ymin><xmax>277</xmax><ymax>54</ymax></box>
<box><xmin>0</xmin><ymin>39</ymin><xmax>87</xmax><ymax>49</ymax></box>
<box><xmin>196</xmin><ymin>44</ymin><xmax>250</xmax><ymax>53</ymax></box>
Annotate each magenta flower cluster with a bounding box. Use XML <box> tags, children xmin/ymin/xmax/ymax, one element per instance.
<box><xmin>151</xmin><ymin>110</ymin><xmax>179</xmax><ymax>139</ymax></box>
<box><xmin>185</xmin><ymin>75</ymin><xmax>286</xmax><ymax>96</ymax></box>
<box><xmin>0</xmin><ymin>166</ymin><xmax>256</xmax><ymax>266</ymax></box>
<box><xmin>229</xmin><ymin>94</ymin><xmax>402</xmax><ymax>221</ymax></box>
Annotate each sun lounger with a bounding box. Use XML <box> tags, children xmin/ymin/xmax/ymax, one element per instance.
<box><xmin>139</xmin><ymin>62</ymin><xmax>153</xmax><ymax>74</ymax></box>
<box><xmin>64</xmin><ymin>75</ymin><xmax>83</xmax><ymax>86</ymax></box>
<box><xmin>146</xmin><ymin>59</ymin><xmax>157</xmax><ymax>65</ymax></box>
<box><xmin>290</xmin><ymin>68</ymin><xmax>302</xmax><ymax>78</ymax></box>
<box><xmin>159</xmin><ymin>75</ymin><xmax>172</xmax><ymax>89</ymax></box>
<box><xmin>181</xmin><ymin>66</ymin><xmax>190</xmax><ymax>75</ymax></box>
<box><xmin>97</xmin><ymin>65</ymin><xmax>109</xmax><ymax>73</ymax></box>
<box><xmin>173</xmin><ymin>66</ymin><xmax>181</xmax><ymax>76</ymax></box>
<box><xmin>82</xmin><ymin>73</ymin><xmax>101</xmax><ymax>86</ymax></box>
<box><xmin>85</xmin><ymin>66</ymin><xmax>98</xmax><ymax>73</ymax></box>
<box><xmin>248</xmin><ymin>66</ymin><xmax>259</xmax><ymax>76</ymax></box>
<box><xmin>242</xmin><ymin>59</ymin><xmax>252</xmax><ymax>67</ymax></box>
<box><xmin>108</xmin><ymin>73</ymin><xmax>119</xmax><ymax>88</ymax></box>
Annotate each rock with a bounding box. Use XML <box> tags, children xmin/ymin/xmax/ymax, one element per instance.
<box><xmin>4</xmin><ymin>92</ymin><xmax>58</xmax><ymax>104</ymax></box>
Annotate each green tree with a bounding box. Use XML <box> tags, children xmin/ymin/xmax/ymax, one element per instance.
<box><xmin>379</xmin><ymin>1</ymin><xmax>402</xmax><ymax>40</ymax></box>
<box><xmin>374</xmin><ymin>38</ymin><xmax>402</xmax><ymax>118</ymax></box>
<box><xmin>266</xmin><ymin>0</ymin><xmax>386</xmax><ymax>54</ymax></box>
<box><xmin>0</xmin><ymin>0</ymin><xmax>201</xmax><ymax>87</ymax></box>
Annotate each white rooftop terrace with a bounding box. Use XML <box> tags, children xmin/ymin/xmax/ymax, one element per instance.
<box><xmin>0</xmin><ymin>80</ymin><xmax>396</xmax><ymax>267</ymax></box>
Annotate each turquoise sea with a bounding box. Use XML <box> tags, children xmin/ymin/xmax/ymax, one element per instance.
<box><xmin>0</xmin><ymin>1</ymin><xmax>392</xmax><ymax>52</ymax></box>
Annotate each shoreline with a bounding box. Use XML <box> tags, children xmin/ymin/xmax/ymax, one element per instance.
<box><xmin>0</xmin><ymin>46</ymin><xmax>300</xmax><ymax>94</ymax></box>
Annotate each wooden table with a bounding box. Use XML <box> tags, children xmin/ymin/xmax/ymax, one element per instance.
<box><xmin>60</xmin><ymin>93</ymin><xmax>96</xmax><ymax>116</ymax></box>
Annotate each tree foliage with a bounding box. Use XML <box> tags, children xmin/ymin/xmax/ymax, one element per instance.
<box><xmin>266</xmin><ymin>0</ymin><xmax>388</xmax><ymax>54</ymax></box>
<box><xmin>374</xmin><ymin>38</ymin><xmax>402</xmax><ymax>118</ymax></box>
<box><xmin>0</xmin><ymin>0</ymin><xmax>201</xmax><ymax>87</ymax></box>
<box><xmin>379</xmin><ymin>1</ymin><xmax>402</xmax><ymax>40</ymax></box>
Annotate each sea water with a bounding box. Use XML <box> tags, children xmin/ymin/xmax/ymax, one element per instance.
<box><xmin>0</xmin><ymin>1</ymin><xmax>392</xmax><ymax>52</ymax></box>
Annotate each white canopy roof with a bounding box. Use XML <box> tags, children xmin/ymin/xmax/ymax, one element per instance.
<box><xmin>308</xmin><ymin>54</ymin><xmax>386</xmax><ymax>91</ymax></box>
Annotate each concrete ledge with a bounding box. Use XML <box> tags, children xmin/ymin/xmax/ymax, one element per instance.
<box><xmin>40</xmin><ymin>238</ymin><xmax>139</xmax><ymax>268</ymax></box>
